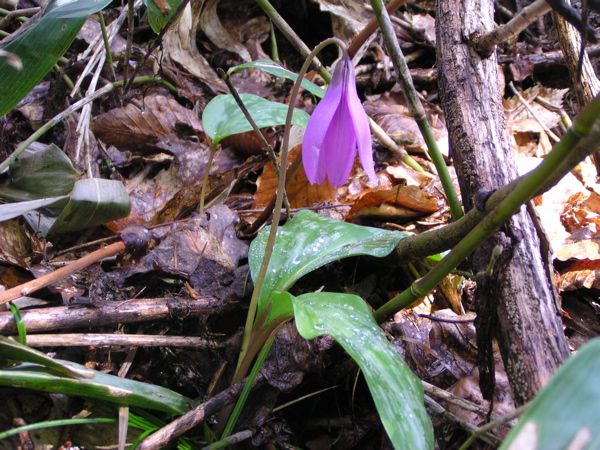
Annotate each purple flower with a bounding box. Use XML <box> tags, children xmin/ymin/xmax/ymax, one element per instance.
<box><xmin>302</xmin><ymin>56</ymin><xmax>377</xmax><ymax>187</ymax></box>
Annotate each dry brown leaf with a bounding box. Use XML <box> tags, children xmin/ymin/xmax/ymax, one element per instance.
<box><xmin>91</xmin><ymin>94</ymin><xmax>203</xmax><ymax>152</ymax></box>
<box><xmin>347</xmin><ymin>185</ymin><xmax>439</xmax><ymax>222</ymax></box>
<box><xmin>562</xmin><ymin>191</ymin><xmax>600</xmax><ymax>232</ymax></box>
<box><xmin>559</xmin><ymin>267</ymin><xmax>600</xmax><ymax>291</ymax></box>
<box><xmin>556</xmin><ymin>239</ymin><xmax>600</xmax><ymax>262</ymax></box>
<box><xmin>506</xmin><ymin>85</ymin><xmax>568</xmax><ymax>130</ymax></box>
<box><xmin>254</xmin><ymin>144</ymin><xmax>337</xmax><ymax>209</ymax></box>
<box><xmin>0</xmin><ymin>220</ymin><xmax>31</xmax><ymax>268</ymax></box>
<box><xmin>198</xmin><ymin>0</ymin><xmax>251</xmax><ymax>62</ymax></box>
<box><xmin>517</xmin><ymin>156</ymin><xmax>588</xmax><ymax>251</ymax></box>
<box><xmin>159</xmin><ymin>2</ymin><xmax>226</xmax><ymax>92</ymax></box>
<box><xmin>364</xmin><ymin>86</ymin><xmax>447</xmax><ymax>154</ymax></box>
<box><xmin>385</xmin><ymin>164</ymin><xmax>434</xmax><ymax>187</ymax></box>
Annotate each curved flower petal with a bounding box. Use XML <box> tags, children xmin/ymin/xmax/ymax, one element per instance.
<box><xmin>320</xmin><ymin>100</ymin><xmax>357</xmax><ymax>187</ymax></box>
<box><xmin>302</xmin><ymin>60</ymin><xmax>346</xmax><ymax>183</ymax></box>
<box><xmin>345</xmin><ymin>60</ymin><xmax>377</xmax><ymax>184</ymax></box>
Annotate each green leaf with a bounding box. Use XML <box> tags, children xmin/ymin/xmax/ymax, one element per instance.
<box><xmin>248</xmin><ymin>210</ymin><xmax>407</xmax><ymax>318</ymax></box>
<box><xmin>143</xmin><ymin>0</ymin><xmax>183</xmax><ymax>33</ymax></box>
<box><xmin>202</xmin><ymin>93</ymin><xmax>310</xmax><ymax>144</ymax></box>
<box><xmin>0</xmin><ymin>418</ymin><xmax>116</xmax><ymax>441</ymax></box>
<box><xmin>291</xmin><ymin>292</ymin><xmax>434</xmax><ymax>450</ymax></box>
<box><xmin>0</xmin><ymin>338</ymin><xmax>192</xmax><ymax>415</ymax></box>
<box><xmin>0</xmin><ymin>363</ymin><xmax>192</xmax><ymax>414</ymax></box>
<box><xmin>46</xmin><ymin>178</ymin><xmax>131</xmax><ymax>236</ymax></box>
<box><xmin>500</xmin><ymin>338</ymin><xmax>600</xmax><ymax>450</ymax></box>
<box><xmin>0</xmin><ymin>196</ymin><xmax>67</xmax><ymax>222</ymax></box>
<box><xmin>0</xmin><ymin>0</ymin><xmax>112</xmax><ymax>115</ymax></box>
<box><xmin>0</xmin><ymin>336</ymin><xmax>93</xmax><ymax>378</ymax></box>
<box><xmin>227</xmin><ymin>59</ymin><xmax>326</xmax><ymax>98</ymax></box>
<box><xmin>0</xmin><ymin>143</ymin><xmax>78</xmax><ymax>202</ymax></box>
<box><xmin>20</xmin><ymin>178</ymin><xmax>130</xmax><ymax>236</ymax></box>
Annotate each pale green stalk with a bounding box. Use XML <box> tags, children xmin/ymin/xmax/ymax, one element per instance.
<box><xmin>369</xmin><ymin>0</ymin><xmax>463</xmax><ymax>220</ymax></box>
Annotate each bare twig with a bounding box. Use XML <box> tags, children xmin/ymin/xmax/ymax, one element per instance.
<box><xmin>472</xmin><ymin>0</ymin><xmax>551</xmax><ymax>57</ymax></box>
<box><xmin>137</xmin><ymin>379</ymin><xmax>258</xmax><ymax>450</ymax></box>
<box><xmin>508</xmin><ymin>82</ymin><xmax>560</xmax><ymax>142</ymax></box>
<box><xmin>0</xmin><ymin>241</ymin><xmax>125</xmax><ymax>305</ymax></box>
<box><xmin>422</xmin><ymin>381</ymin><xmax>500</xmax><ymax>420</ymax></box>
<box><xmin>425</xmin><ymin>396</ymin><xmax>500</xmax><ymax>446</ymax></box>
<box><xmin>200</xmin><ymin>429</ymin><xmax>253</xmax><ymax>449</ymax></box>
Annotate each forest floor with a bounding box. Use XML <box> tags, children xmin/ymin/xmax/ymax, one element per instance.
<box><xmin>0</xmin><ymin>0</ymin><xmax>599</xmax><ymax>448</ymax></box>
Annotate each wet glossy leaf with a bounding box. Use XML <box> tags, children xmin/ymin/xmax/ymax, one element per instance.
<box><xmin>228</xmin><ymin>59</ymin><xmax>326</xmax><ymax>98</ymax></box>
<box><xmin>248</xmin><ymin>210</ymin><xmax>407</xmax><ymax>317</ymax></box>
<box><xmin>292</xmin><ymin>292</ymin><xmax>434</xmax><ymax>450</ymax></box>
<box><xmin>0</xmin><ymin>0</ymin><xmax>112</xmax><ymax>115</ymax></box>
<box><xmin>202</xmin><ymin>93</ymin><xmax>309</xmax><ymax>144</ymax></box>
<box><xmin>500</xmin><ymin>337</ymin><xmax>600</xmax><ymax>450</ymax></box>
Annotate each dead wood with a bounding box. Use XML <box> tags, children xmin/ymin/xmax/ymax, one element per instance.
<box><xmin>436</xmin><ymin>0</ymin><xmax>570</xmax><ymax>404</ymax></box>
<box><xmin>0</xmin><ymin>297</ymin><xmax>222</xmax><ymax>334</ymax></box>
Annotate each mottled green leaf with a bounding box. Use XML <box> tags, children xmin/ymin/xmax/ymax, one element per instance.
<box><xmin>0</xmin><ymin>0</ymin><xmax>112</xmax><ymax>115</ymax></box>
<box><xmin>292</xmin><ymin>292</ymin><xmax>434</xmax><ymax>450</ymax></box>
<box><xmin>248</xmin><ymin>210</ymin><xmax>407</xmax><ymax>319</ymax></box>
<box><xmin>46</xmin><ymin>178</ymin><xmax>131</xmax><ymax>236</ymax></box>
<box><xmin>0</xmin><ymin>143</ymin><xmax>78</xmax><ymax>202</ymax></box>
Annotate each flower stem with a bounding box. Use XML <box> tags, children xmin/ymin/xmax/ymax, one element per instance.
<box><xmin>375</xmin><ymin>95</ymin><xmax>600</xmax><ymax>321</ymax></box>
<box><xmin>236</xmin><ymin>37</ymin><xmax>349</xmax><ymax>378</ymax></box>
<box><xmin>98</xmin><ymin>11</ymin><xmax>117</xmax><ymax>82</ymax></box>
<box><xmin>369</xmin><ymin>0</ymin><xmax>464</xmax><ymax>221</ymax></box>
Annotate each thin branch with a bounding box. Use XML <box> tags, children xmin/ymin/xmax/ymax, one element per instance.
<box><xmin>137</xmin><ymin>379</ymin><xmax>259</xmax><ymax>450</ymax></box>
<box><xmin>369</xmin><ymin>0</ymin><xmax>463</xmax><ymax>220</ymax></box>
<box><xmin>472</xmin><ymin>0</ymin><xmax>551</xmax><ymax>57</ymax></box>
<box><xmin>0</xmin><ymin>241</ymin><xmax>125</xmax><ymax>305</ymax></box>
<box><xmin>376</xmin><ymin>95</ymin><xmax>600</xmax><ymax>320</ymax></box>
<box><xmin>0</xmin><ymin>297</ymin><xmax>221</xmax><ymax>334</ymax></box>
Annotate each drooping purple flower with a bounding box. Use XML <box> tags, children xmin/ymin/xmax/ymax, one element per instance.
<box><xmin>301</xmin><ymin>56</ymin><xmax>377</xmax><ymax>187</ymax></box>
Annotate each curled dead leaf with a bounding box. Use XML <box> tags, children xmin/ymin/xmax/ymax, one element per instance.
<box><xmin>347</xmin><ymin>185</ymin><xmax>439</xmax><ymax>222</ymax></box>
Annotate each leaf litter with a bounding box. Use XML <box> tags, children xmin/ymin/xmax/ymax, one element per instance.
<box><xmin>0</xmin><ymin>0</ymin><xmax>599</xmax><ymax>448</ymax></box>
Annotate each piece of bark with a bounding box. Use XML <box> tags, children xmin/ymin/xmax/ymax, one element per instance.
<box><xmin>436</xmin><ymin>0</ymin><xmax>570</xmax><ymax>405</ymax></box>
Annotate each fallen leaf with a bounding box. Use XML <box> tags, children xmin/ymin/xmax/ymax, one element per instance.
<box><xmin>91</xmin><ymin>94</ymin><xmax>203</xmax><ymax>152</ymax></box>
<box><xmin>364</xmin><ymin>86</ymin><xmax>447</xmax><ymax>154</ymax></box>
<box><xmin>159</xmin><ymin>2</ymin><xmax>226</xmax><ymax>92</ymax></box>
<box><xmin>347</xmin><ymin>185</ymin><xmax>439</xmax><ymax>222</ymax></box>
<box><xmin>254</xmin><ymin>140</ymin><xmax>337</xmax><ymax>209</ymax></box>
